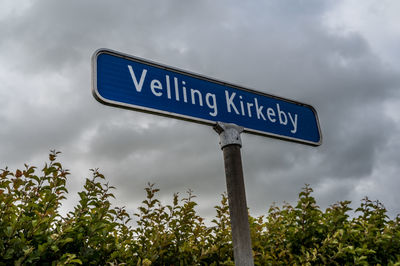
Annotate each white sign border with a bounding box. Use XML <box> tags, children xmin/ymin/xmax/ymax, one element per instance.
<box><xmin>91</xmin><ymin>48</ymin><xmax>322</xmax><ymax>146</ymax></box>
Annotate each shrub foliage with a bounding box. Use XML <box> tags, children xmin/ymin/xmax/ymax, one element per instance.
<box><xmin>1</xmin><ymin>152</ymin><xmax>399</xmax><ymax>265</ymax></box>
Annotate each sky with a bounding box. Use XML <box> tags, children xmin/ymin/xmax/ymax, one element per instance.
<box><xmin>1</xmin><ymin>0</ymin><xmax>400</xmax><ymax>221</ymax></box>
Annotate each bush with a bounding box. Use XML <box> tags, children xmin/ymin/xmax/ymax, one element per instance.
<box><xmin>1</xmin><ymin>152</ymin><xmax>399</xmax><ymax>265</ymax></box>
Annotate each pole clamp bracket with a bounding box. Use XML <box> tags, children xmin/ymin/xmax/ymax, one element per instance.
<box><xmin>214</xmin><ymin>122</ymin><xmax>244</xmax><ymax>149</ymax></box>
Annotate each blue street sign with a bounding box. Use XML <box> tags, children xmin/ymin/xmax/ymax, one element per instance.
<box><xmin>92</xmin><ymin>49</ymin><xmax>322</xmax><ymax>146</ymax></box>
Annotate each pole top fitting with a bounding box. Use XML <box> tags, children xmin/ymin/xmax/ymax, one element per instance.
<box><xmin>214</xmin><ymin>122</ymin><xmax>244</xmax><ymax>149</ymax></box>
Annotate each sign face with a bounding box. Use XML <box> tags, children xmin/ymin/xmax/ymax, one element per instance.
<box><xmin>92</xmin><ymin>49</ymin><xmax>322</xmax><ymax>146</ymax></box>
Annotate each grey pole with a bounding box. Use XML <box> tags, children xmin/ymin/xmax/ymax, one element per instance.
<box><xmin>214</xmin><ymin>122</ymin><xmax>254</xmax><ymax>266</ymax></box>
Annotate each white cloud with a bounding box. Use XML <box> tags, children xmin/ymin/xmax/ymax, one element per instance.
<box><xmin>324</xmin><ymin>0</ymin><xmax>400</xmax><ymax>68</ymax></box>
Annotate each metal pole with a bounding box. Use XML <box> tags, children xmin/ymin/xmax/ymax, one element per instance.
<box><xmin>214</xmin><ymin>122</ymin><xmax>254</xmax><ymax>266</ymax></box>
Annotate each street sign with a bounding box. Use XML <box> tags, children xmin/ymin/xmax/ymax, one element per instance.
<box><xmin>92</xmin><ymin>49</ymin><xmax>322</xmax><ymax>146</ymax></box>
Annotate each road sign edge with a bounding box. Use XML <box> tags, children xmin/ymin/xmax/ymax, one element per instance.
<box><xmin>91</xmin><ymin>48</ymin><xmax>322</xmax><ymax>146</ymax></box>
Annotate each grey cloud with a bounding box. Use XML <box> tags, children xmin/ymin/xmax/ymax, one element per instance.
<box><xmin>1</xmin><ymin>0</ymin><xmax>399</xmax><ymax>220</ymax></box>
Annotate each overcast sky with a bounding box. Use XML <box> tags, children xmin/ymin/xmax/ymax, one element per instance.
<box><xmin>1</xmin><ymin>0</ymin><xmax>400</xmax><ymax>221</ymax></box>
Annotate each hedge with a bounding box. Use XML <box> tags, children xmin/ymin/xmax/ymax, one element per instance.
<box><xmin>1</xmin><ymin>151</ymin><xmax>399</xmax><ymax>265</ymax></box>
